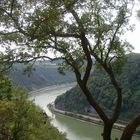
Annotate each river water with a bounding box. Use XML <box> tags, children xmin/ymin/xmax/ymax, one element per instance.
<box><xmin>29</xmin><ymin>84</ymin><xmax>139</xmax><ymax>140</ymax></box>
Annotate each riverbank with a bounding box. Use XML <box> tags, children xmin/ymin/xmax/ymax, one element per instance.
<box><xmin>48</xmin><ymin>104</ymin><xmax>125</xmax><ymax>131</ymax></box>
<box><xmin>48</xmin><ymin>103</ymin><xmax>140</xmax><ymax>137</ymax></box>
<box><xmin>28</xmin><ymin>82</ymin><xmax>76</xmax><ymax>97</ymax></box>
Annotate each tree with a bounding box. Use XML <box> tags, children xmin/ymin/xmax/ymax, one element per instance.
<box><xmin>0</xmin><ymin>76</ymin><xmax>67</xmax><ymax>140</ymax></box>
<box><xmin>0</xmin><ymin>0</ymin><xmax>138</xmax><ymax>140</ymax></box>
<box><xmin>0</xmin><ymin>74</ymin><xmax>12</xmax><ymax>100</ymax></box>
<box><xmin>0</xmin><ymin>64</ymin><xmax>67</xmax><ymax>139</ymax></box>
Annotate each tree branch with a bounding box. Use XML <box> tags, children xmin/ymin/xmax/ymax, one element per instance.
<box><xmin>120</xmin><ymin>114</ymin><xmax>140</xmax><ymax>140</ymax></box>
<box><xmin>91</xmin><ymin>51</ymin><xmax>122</xmax><ymax>122</ymax></box>
<box><xmin>69</xmin><ymin>8</ymin><xmax>109</xmax><ymax>123</ymax></box>
<box><xmin>105</xmin><ymin>23</ymin><xmax>122</xmax><ymax>63</ymax></box>
<box><xmin>0</xmin><ymin>31</ymin><xmax>19</xmax><ymax>36</ymax></box>
<box><xmin>0</xmin><ymin>7</ymin><xmax>27</xmax><ymax>36</ymax></box>
<box><xmin>81</xmin><ymin>35</ymin><xmax>93</xmax><ymax>85</ymax></box>
<box><xmin>10</xmin><ymin>0</ymin><xmax>15</xmax><ymax>15</ymax></box>
<box><xmin>50</xmin><ymin>32</ymin><xmax>80</xmax><ymax>38</ymax></box>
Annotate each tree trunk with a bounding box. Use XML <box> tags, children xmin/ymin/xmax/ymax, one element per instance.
<box><xmin>76</xmin><ymin>80</ymin><xmax>115</xmax><ymax>140</ymax></box>
<box><xmin>77</xmin><ymin>81</ymin><xmax>109</xmax><ymax>123</ymax></box>
<box><xmin>120</xmin><ymin>114</ymin><xmax>140</xmax><ymax>140</ymax></box>
<box><xmin>102</xmin><ymin>122</ymin><xmax>113</xmax><ymax>140</ymax></box>
<box><xmin>120</xmin><ymin>126</ymin><xmax>134</xmax><ymax>140</ymax></box>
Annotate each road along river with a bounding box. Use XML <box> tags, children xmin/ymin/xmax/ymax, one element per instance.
<box><xmin>29</xmin><ymin>83</ymin><xmax>139</xmax><ymax>140</ymax></box>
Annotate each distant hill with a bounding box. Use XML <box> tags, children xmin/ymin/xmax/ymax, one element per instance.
<box><xmin>55</xmin><ymin>53</ymin><xmax>140</xmax><ymax>120</ymax></box>
<box><xmin>7</xmin><ymin>62</ymin><xmax>75</xmax><ymax>90</ymax></box>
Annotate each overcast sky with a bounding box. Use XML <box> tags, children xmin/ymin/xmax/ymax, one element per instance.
<box><xmin>125</xmin><ymin>3</ymin><xmax>140</xmax><ymax>53</ymax></box>
<box><xmin>126</xmin><ymin>18</ymin><xmax>140</xmax><ymax>53</ymax></box>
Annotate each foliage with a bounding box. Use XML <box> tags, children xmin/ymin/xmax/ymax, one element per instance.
<box><xmin>0</xmin><ymin>75</ymin><xmax>67</xmax><ymax>140</ymax></box>
<box><xmin>55</xmin><ymin>53</ymin><xmax>140</xmax><ymax>120</ymax></box>
<box><xmin>0</xmin><ymin>74</ymin><xmax>12</xmax><ymax>100</ymax></box>
<box><xmin>0</xmin><ymin>0</ymin><xmax>133</xmax><ymax>67</ymax></box>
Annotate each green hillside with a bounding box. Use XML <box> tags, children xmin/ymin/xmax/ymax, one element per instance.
<box><xmin>7</xmin><ymin>62</ymin><xmax>75</xmax><ymax>90</ymax></box>
<box><xmin>55</xmin><ymin>53</ymin><xmax>140</xmax><ymax>120</ymax></box>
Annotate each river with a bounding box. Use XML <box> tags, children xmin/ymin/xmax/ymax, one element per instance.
<box><xmin>29</xmin><ymin>84</ymin><xmax>139</xmax><ymax>140</ymax></box>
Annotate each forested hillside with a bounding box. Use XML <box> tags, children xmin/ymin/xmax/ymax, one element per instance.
<box><xmin>55</xmin><ymin>53</ymin><xmax>140</xmax><ymax>120</ymax></box>
<box><xmin>7</xmin><ymin>62</ymin><xmax>75</xmax><ymax>90</ymax></box>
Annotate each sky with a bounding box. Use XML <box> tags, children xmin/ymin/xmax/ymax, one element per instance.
<box><xmin>126</xmin><ymin>18</ymin><xmax>140</xmax><ymax>53</ymax></box>
<box><xmin>127</xmin><ymin>21</ymin><xmax>140</xmax><ymax>53</ymax></box>
<box><xmin>125</xmin><ymin>4</ymin><xmax>140</xmax><ymax>53</ymax></box>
